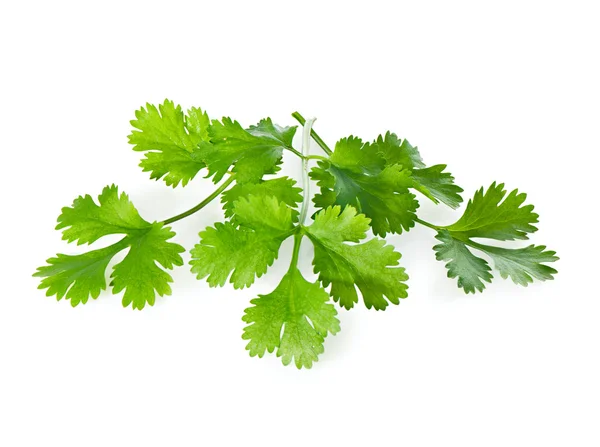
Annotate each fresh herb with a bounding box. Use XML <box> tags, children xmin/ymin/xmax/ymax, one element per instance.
<box><xmin>35</xmin><ymin>100</ymin><xmax>558</xmax><ymax>368</ymax></box>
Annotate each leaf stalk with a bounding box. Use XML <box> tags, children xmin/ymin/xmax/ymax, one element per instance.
<box><xmin>291</xmin><ymin>111</ymin><xmax>333</xmax><ymax>155</ymax></box>
<box><xmin>162</xmin><ymin>174</ymin><xmax>236</xmax><ymax>225</ymax></box>
<box><xmin>299</xmin><ymin>117</ymin><xmax>317</xmax><ymax>225</ymax></box>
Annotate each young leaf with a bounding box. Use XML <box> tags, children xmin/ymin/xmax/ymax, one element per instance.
<box><xmin>468</xmin><ymin>242</ymin><xmax>558</xmax><ymax>286</ymax></box>
<box><xmin>411</xmin><ymin>165</ymin><xmax>464</xmax><ymax>209</ymax></box>
<box><xmin>200</xmin><ymin>117</ymin><xmax>297</xmax><ymax>183</ymax></box>
<box><xmin>242</xmin><ymin>267</ymin><xmax>340</xmax><ymax>369</ymax></box>
<box><xmin>446</xmin><ymin>182</ymin><xmax>538</xmax><ymax>241</ymax></box>
<box><xmin>305</xmin><ymin>205</ymin><xmax>409</xmax><ymax>310</ymax></box>
<box><xmin>110</xmin><ymin>224</ymin><xmax>185</xmax><ymax>309</ymax></box>
<box><xmin>372</xmin><ymin>132</ymin><xmax>463</xmax><ymax>208</ymax></box>
<box><xmin>328</xmin><ymin>135</ymin><xmax>385</xmax><ymax>174</ymax></box>
<box><xmin>221</xmin><ymin>177</ymin><xmax>302</xmax><ymax>222</ymax></box>
<box><xmin>310</xmin><ymin>136</ymin><xmax>418</xmax><ymax>236</ymax></box>
<box><xmin>33</xmin><ymin>239</ymin><xmax>128</xmax><ymax>307</ymax></box>
<box><xmin>433</xmin><ymin>230</ymin><xmax>493</xmax><ymax>294</ymax></box>
<box><xmin>128</xmin><ymin>99</ymin><xmax>208</xmax><ymax>187</ymax></box>
<box><xmin>432</xmin><ymin>183</ymin><xmax>557</xmax><ymax>293</ymax></box>
<box><xmin>247</xmin><ymin>118</ymin><xmax>297</xmax><ymax>146</ymax></box>
<box><xmin>190</xmin><ymin>195</ymin><xmax>295</xmax><ymax>288</ymax></box>
<box><xmin>35</xmin><ymin>186</ymin><xmax>184</xmax><ymax>308</ymax></box>
<box><xmin>372</xmin><ymin>131</ymin><xmax>425</xmax><ymax>169</ymax></box>
<box><xmin>56</xmin><ymin>185</ymin><xmax>150</xmax><ymax>245</ymax></box>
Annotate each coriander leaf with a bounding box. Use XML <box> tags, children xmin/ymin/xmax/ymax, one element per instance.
<box><xmin>36</xmin><ymin>186</ymin><xmax>185</xmax><ymax>308</ymax></box>
<box><xmin>411</xmin><ymin>165</ymin><xmax>464</xmax><ymax>209</ymax></box>
<box><xmin>372</xmin><ymin>132</ymin><xmax>425</xmax><ymax>169</ymax></box>
<box><xmin>33</xmin><ymin>239</ymin><xmax>128</xmax><ymax>307</ymax></box>
<box><xmin>111</xmin><ymin>224</ymin><xmax>185</xmax><ymax>310</ymax></box>
<box><xmin>310</xmin><ymin>137</ymin><xmax>418</xmax><ymax>237</ymax></box>
<box><xmin>185</xmin><ymin>107</ymin><xmax>210</xmax><ymax>141</ymax></box>
<box><xmin>200</xmin><ymin>117</ymin><xmax>297</xmax><ymax>184</ymax></box>
<box><xmin>247</xmin><ymin>118</ymin><xmax>297</xmax><ymax>147</ymax></box>
<box><xmin>242</xmin><ymin>267</ymin><xmax>340</xmax><ymax>369</ymax></box>
<box><xmin>56</xmin><ymin>185</ymin><xmax>150</xmax><ymax>245</ymax></box>
<box><xmin>221</xmin><ymin>177</ymin><xmax>302</xmax><ymax>222</ymax></box>
<box><xmin>128</xmin><ymin>100</ymin><xmax>208</xmax><ymax>187</ymax></box>
<box><xmin>372</xmin><ymin>133</ymin><xmax>463</xmax><ymax>208</ymax></box>
<box><xmin>305</xmin><ymin>205</ymin><xmax>409</xmax><ymax>310</ymax></box>
<box><xmin>139</xmin><ymin>148</ymin><xmax>205</xmax><ymax>188</ymax></box>
<box><xmin>190</xmin><ymin>195</ymin><xmax>294</xmax><ymax>288</ymax></box>
<box><xmin>233</xmin><ymin>194</ymin><xmax>294</xmax><ymax>233</ymax></box>
<box><xmin>433</xmin><ymin>230</ymin><xmax>493</xmax><ymax>294</ymax></box>
<box><xmin>446</xmin><ymin>182</ymin><xmax>538</xmax><ymax>241</ymax></box>
<box><xmin>469</xmin><ymin>242</ymin><xmax>559</xmax><ymax>286</ymax></box>
<box><xmin>432</xmin><ymin>184</ymin><xmax>557</xmax><ymax>293</ymax></box>
<box><xmin>190</xmin><ymin>223</ymin><xmax>274</xmax><ymax>288</ymax></box>
<box><xmin>328</xmin><ymin>135</ymin><xmax>385</xmax><ymax>174</ymax></box>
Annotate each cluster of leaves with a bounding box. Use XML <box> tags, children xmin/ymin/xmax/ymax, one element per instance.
<box><xmin>34</xmin><ymin>185</ymin><xmax>184</xmax><ymax>310</ymax></box>
<box><xmin>35</xmin><ymin>100</ymin><xmax>558</xmax><ymax>368</ymax></box>
<box><xmin>432</xmin><ymin>183</ymin><xmax>558</xmax><ymax>293</ymax></box>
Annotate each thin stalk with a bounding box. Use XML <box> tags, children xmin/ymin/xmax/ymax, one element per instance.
<box><xmin>162</xmin><ymin>175</ymin><xmax>236</xmax><ymax>225</ymax></box>
<box><xmin>288</xmin><ymin>232</ymin><xmax>303</xmax><ymax>273</ymax></box>
<box><xmin>299</xmin><ymin>117</ymin><xmax>317</xmax><ymax>225</ymax></box>
<box><xmin>414</xmin><ymin>217</ymin><xmax>441</xmax><ymax>232</ymax></box>
<box><xmin>286</xmin><ymin>146</ymin><xmax>304</xmax><ymax>159</ymax></box>
<box><xmin>305</xmin><ymin>154</ymin><xmax>329</xmax><ymax>162</ymax></box>
<box><xmin>291</xmin><ymin>111</ymin><xmax>332</xmax><ymax>155</ymax></box>
<box><xmin>416</xmin><ymin>218</ymin><xmax>487</xmax><ymax>250</ymax></box>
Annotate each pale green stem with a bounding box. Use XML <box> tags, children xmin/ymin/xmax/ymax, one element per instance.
<box><xmin>299</xmin><ymin>117</ymin><xmax>317</xmax><ymax>225</ymax></box>
<box><xmin>291</xmin><ymin>112</ymin><xmax>333</xmax><ymax>155</ymax></box>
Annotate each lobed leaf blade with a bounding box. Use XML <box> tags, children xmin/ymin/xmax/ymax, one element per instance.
<box><xmin>306</xmin><ymin>206</ymin><xmax>409</xmax><ymax>310</ymax></box>
<box><xmin>242</xmin><ymin>268</ymin><xmax>340</xmax><ymax>369</ymax></box>
<box><xmin>128</xmin><ymin>99</ymin><xmax>208</xmax><ymax>187</ymax></box>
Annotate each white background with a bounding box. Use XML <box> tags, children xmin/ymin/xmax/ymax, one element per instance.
<box><xmin>1</xmin><ymin>1</ymin><xmax>598</xmax><ymax>446</ymax></box>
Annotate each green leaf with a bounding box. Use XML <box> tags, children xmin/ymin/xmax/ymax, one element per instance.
<box><xmin>328</xmin><ymin>135</ymin><xmax>385</xmax><ymax>174</ymax></box>
<box><xmin>432</xmin><ymin>184</ymin><xmax>557</xmax><ymax>293</ymax></box>
<box><xmin>56</xmin><ymin>185</ymin><xmax>150</xmax><ymax>245</ymax></box>
<box><xmin>305</xmin><ymin>205</ymin><xmax>409</xmax><ymax>310</ymax></box>
<box><xmin>233</xmin><ymin>193</ymin><xmax>294</xmax><ymax>233</ymax></box>
<box><xmin>36</xmin><ymin>186</ymin><xmax>184</xmax><ymax>308</ymax></box>
<box><xmin>433</xmin><ymin>230</ymin><xmax>493</xmax><ymax>294</ymax></box>
<box><xmin>33</xmin><ymin>239</ymin><xmax>128</xmax><ymax>307</ymax></box>
<box><xmin>200</xmin><ymin>117</ymin><xmax>297</xmax><ymax>184</ymax></box>
<box><xmin>247</xmin><ymin>118</ymin><xmax>297</xmax><ymax>147</ymax></box>
<box><xmin>221</xmin><ymin>177</ymin><xmax>302</xmax><ymax>222</ymax></box>
<box><xmin>128</xmin><ymin>100</ymin><xmax>208</xmax><ymax>187</ymax></box>
<box><xmin>242</xmin><ymin>267</ymin><xmax>340</xmax><ymax>369</ymax></box>
<box><xmin>372</xmin><ymin>133</ymin><xmax>463</xmax><ymax>209</ymax></box>
<box><xmin>310</xmin><ymin>136</ymin><xmax>418</xmax><ymax>237</ymax></box>
<box><xmin>372</xmin><ymin>132</ymin><xmax>425</xmax><ymax>169</ymax></box>
<box><xmin>446</xmin><ymin>182</ymin><xmax>538</xmax><ymax>241</ymax></box>
<box><xmin>411</xmin><ymin>165</ymin><xmax>464</xmax><ymax>209</ymax></box>
<box><xmin>111</xmin><ymin>224</ymin><xmax>185</xmax><ymax>310</ymax></box>
<box><xmin>469</xmin><ymin>242</ymin><xmax>559</xmax><ymax>286</ymax></box>
<box><xmin>190</xmin><ymin>195</ymin><xmax>294</xmax><ymax>288</ymax></box>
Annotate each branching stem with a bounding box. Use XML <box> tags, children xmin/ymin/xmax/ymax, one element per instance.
<box><xmin>291</xmin><ymin>111</ymin><xmax>333</xmax><ymax>155</ymax></box>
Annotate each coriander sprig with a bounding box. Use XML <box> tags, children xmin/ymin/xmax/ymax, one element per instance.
<box><xmin>34</xmin><ymin>99</ymin><xmax>558</xmax><ymax>368</ymax></box>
